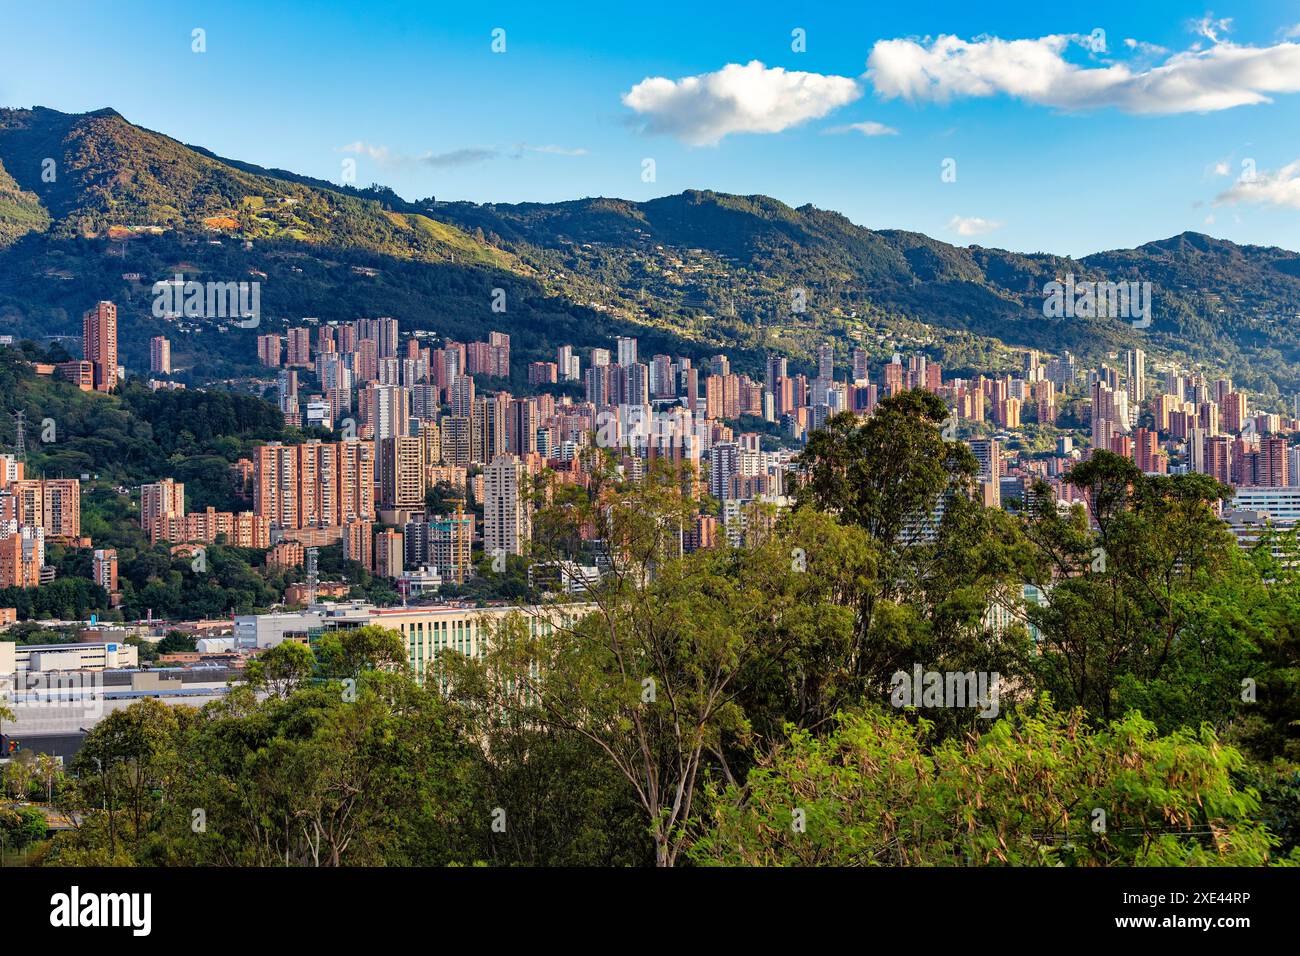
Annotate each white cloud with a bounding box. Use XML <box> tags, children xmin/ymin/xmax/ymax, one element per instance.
<box><xmin>524</xmin><ymin>144</ymin><xmax>589</xmax><ymax>156</ymax></box>
<box><xmin>422</xmin><ymin>148</ymin><xmax>499</xmax><ymax>168</ymax></box>
<box><xmin>946</xmin><ymin>215</ymin><xmax>1003</xmax><ymax>236</ymax></box>
<box><xmin>338</xmin><ymin>141</ymin><xmax>393</xmax><ymax>162</ymax></box>
<box><xmin>866</xmin><ymin>32</ymin><xmax>1300</xmax><ymax>114</ymax></box>
<box><xmin>1214</xmin><ymin>159</ymin><xmax>1300</xmax><ymax>209</ymax></box>
<box><xmin>622</xmin><ymin>60</ymin><xmax>861</xmax><ymax>145</ymax></box>
<box><xmin>338</xmin><ymin>141</ymin><xmax>496</xmax><ymax>167</ymax></box>
<box><xmin>337</xmin><ymin>141</ymin><xmax>587</xmax><ymax>168</ymax></box>
<box><xmin>1191</xmin><ymin>15</ymin><xmax>1233</xmax><ymax>45</ymax></box>
<box><xmin>824</xmin><ymin>120</ymin><xmax>899</xmax><ymax>136</ymax></box>
<box><xmin>1125</xmin><ymin>38</ymin><xmax>1170</xmax><ymax>56</ymax></box>
<box><xmin>1211</xmin><ymin>160</ymin><xmax>1231</xmax><ymax>176</ymax></box>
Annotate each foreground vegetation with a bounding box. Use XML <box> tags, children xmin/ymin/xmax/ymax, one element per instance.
<box><xmin>15</xmin><ymin>391</ymin><xmax>1297</xmax><ymax>866</ymax></box>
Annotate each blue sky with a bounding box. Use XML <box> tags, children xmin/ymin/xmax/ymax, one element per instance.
<box><xmin>2</xmin><ymin>0</ymin><xmax>1299</xmax><ymax>257</ymax></box>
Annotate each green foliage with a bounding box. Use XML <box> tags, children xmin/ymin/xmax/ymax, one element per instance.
<box><xmin>791</xmin><ymin>390</ymin><xmax>1035</xmax><ymax>717</ymax></box>
<box><xmin>313</xmin><ymin>624</ymin><xmax>408</xmax><ymax>679</ymax></box>
<box><xmin>245</xmin><ymin>641</ymin><xmax>315</xmax><ymax>698</ymax></box>
<box><xmin>690</xmin><ymin>701</ymin><xmax>1280</xmax><ymax>866</ymax></box>
<box><xmin>1022</xmin><ymin>453</ymin><xmax>1262</xmax><ymax>731</ymax></box>
<box><xmin>0</xmin><ymin>577</ymin><xmax>109</xmax><ymax>621</ymax></box>
<box><xmin>156</xmin><ymin>630</ymin><xmax>196</xmax><ymax>655</ymax></box>
<box><xmin>0</xmin><ymin>805</ymin><xmax>49</xmax><ymax>849</ymax></box>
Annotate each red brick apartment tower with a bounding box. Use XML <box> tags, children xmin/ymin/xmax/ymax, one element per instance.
<box><xmin>83</xmin><ymin>301</ymin><xmax>118</xmax><ymax>391</ymax></box>
<box><xmin>150</xmin><ymin>335</ymin><xmax>172</xmax><ymax>374</ymax></box>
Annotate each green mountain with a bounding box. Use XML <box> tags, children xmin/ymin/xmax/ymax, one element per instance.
<box><xmin>2</xmin><ymin>106</ymin><xmax>1299</xmax><ymax>402</ymax></box>
<box><xmin>430</xmin><ymin>191</ymin><xmax>1300</xmax><ymax>401</ymax></box>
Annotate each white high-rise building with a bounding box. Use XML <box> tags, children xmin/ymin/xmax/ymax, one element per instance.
<box><xmin>557</xmin><ymin>345</ymin><xmax>580</xmax><ymax>381</ymax></box>
<box><xmin>616</xmin><ymin>336</ymin><xmax>638</xmax><ymax>367</ymax></box>
<box><xmin>1188</xmin><ymin>427</ymin><xmax>1207</xmax><ymax>474</ymax></box>
<box><xmin>483</xmin><ymin>454</ymin><xmax>531</xmax><ymax>558</ymax></box>
<box><xmin>1123</xmin><ymin>348</ymin><xmax>1146</xmax><ymax>406</ymax></box>
<box><xmin>366</xmin><ymin>384</ymin><xmax>410</xmax><ymax>441</ymax></box>
<box><xmin>817</xmin><ymin>342</ymin><xmax>834</xmax><ymax>382</ymax></box>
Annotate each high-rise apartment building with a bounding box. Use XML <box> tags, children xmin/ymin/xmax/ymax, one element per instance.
<box><xmin>1257</xmin><ymin>436</ymin><xmax>1289</xmax><ymax>487</ymax></box>
<box><xmin>483</xmin><ymin>454</ymin><xmax>531</xmax><ymax>558</ymax></box>
<box><xmin>83</xmin><ymin>301</ymin><xmax>118</xmax><ymax>392</ymax></box>
<box><xmin>473</xmin><ymin>393</ymin><xmax>509</xmax><ymax>466</ymax></box>
<box><xmin>10</xmin><ymin>478</ymin><xmax>80</xmax><ymax>539</ymax></box>
<box><xmin>373</xmin><ymin>528</ymin><xmax>405</xmax><ymax>578</ymax></box>
<box><xmin>343</xmin><ymin>517</ymin><xmax>373</xmax><ymax>569</ymax></box>
<box><xmin>440</xmin><ymin>417</ymin><xmax>472</xmax><ymax>467</ymax></box>
<box><xmin>429</xmin><ymin>510</ymin><xmax>474</xmax><ymax>584</ymax></box>
<box><xmin>141</xmin><ymin>478</ymin><xmax>186</xmax><ymax>540</ymax></box>
<box><xmin>1221</xmin><ymin>392</ymin><xmax>1248</xmax><ymax>434</ymax></box>
<box><xmin>0</xmin><ymin>525</ymin><xmax>44</xmax><ymax>588</ymax></box>
<box><xmin>616</xmin><ymin>336</ymin><xmax>638</xmax><ymax>367</ymax></box>
<box><xmin>967</xmin><ymin>439</ymin><xmax>1003</xmax><ymax>483</ymax></box>
<box><xmin>0</xmin><ymin>454</ymin><xmax>24</xmax><ymax>488</ymax></box>
<box><xmin>508</xmin><ymin>398</ymin><xmax>538</xmax><ymax>456</ymax></box>
<box><xmin>287</xmin><ymin>327</ymin><xmax>312</xmax><ymax>367</ymax></box>
<box><xmin>257</xmin><ymin>333</ymin><xmax>282</xmax><ymax>368</ymax></box>
<box><xmin>817</xmin><ymin>343</ymin><xmax>834</xmax><ymax>382</ymax></box>
<box><xmin>360</xmin><ymin>384</ymin><xmax>410</xmax><ymax>442</ymax></box>
<box><xmin>380</xmin><ymin>435</ymin><xmax>426</xmax><ymax>511</ymax></box>
<box><xmin>150</xmin><ymin>335</ymin><xmax>172</xmax><ymax>375</ymax></box>
<box><xmin>1122</xmin><ymin>348</ymin><xmax>1145</xmax><ymax>406</ymax></box>
<box><xmin>254</xmin><ymin>440</ymin><xmax>374</xmax><ymax>530</ymax></box>
<box><xmin>449</xmin><ymin>375</ymin><xmax>476</xmax><ymax>419</ymax></box>
<box><xmin>557</xmin><ymin>345</ymin><xmax>580</xmax><ymax>381</ymax></box>
<box><xmin>353</xmin><ymin>338</ymin><xmax>379</xmax><ymax>384</ymax></box>
<box><xmin>851</xmin><ymin>348</ymin><xmax>869</xmax><ymax>384</ymax></box>
<box><xmin>1205</xmin><ymin>435</ymin><xmax>1233</xmax><ymax>485</ymax></box>
<box><xmin>378</xmin><ymin>317</ymin><xmax>400</xmax><ymax>359</ymax></box>
<box><xmin>93</xmin><ymin>548</ymin><xmax>118</xmax><ymax>594</ymax></box>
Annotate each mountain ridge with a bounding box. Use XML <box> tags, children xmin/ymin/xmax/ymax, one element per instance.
<box><xmin>2</xmin><ymin>106</ymin><xmax>1299</xmax><ymax>402</ymax></box>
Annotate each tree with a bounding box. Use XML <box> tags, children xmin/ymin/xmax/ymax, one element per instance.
<box><xmin>460</xmin><ymin>719</ymin><xmax>651</xmax><ymax>867</ymax></box>
<box><xmin>35</xmin><ymin>752</ymin><xmax>63</xmax><ymax>803</ymax></box>
<box><xmin>690</xmin><ymin>700</ymin><xmax>1283</xmax><ymax>866</ymax></box>
<box><xmin>1022</xmin><ymin>454</ymin><xmax>1257</xmax><ymax>729</ymax></box>
<box><xmin>246</xmin><ymin>641</ymin><xmax>315</xmax><ymax>699</ymax></box>
<box><xmin>0</xmin><ymin>805</ymin><xmax>48</xmax><ymax>850</ymax></box>
<box><xmin>71</xmin><ymin>698</ymin><xmax>189</xmax><ymax>853</ymax></box>
<box><xmin>3</xmin><ymin>749</ymin><xmax>36</xmax><ymax>799</ymax></box>
<box><xmin>156</xmin><ymin>630</ymin><xmax>197</xmax><ymax>656</ymax></box>
<box><xmin>314</xmin><ymin>625</ymin><xmax>407</xmax><ymax>679</ymax></box>
<box><xmin>0</xmin><ymin>693</ymin><xmax>14</xmax><ymax>743</ymax></box>
<box><xmin>156</xmin><ymin>674</ymin><xmax>477</xmax><ymax>866</ymax></box>
<box><xmin>793</xmin><ymin>391</ymin><xmax>1034</xmax><ymax>712</ymax></box>
<box><xmin>460</xmin><ymin>461</ymin><xmax>827</xmax><ymax>866</ymax></box>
